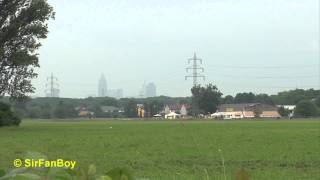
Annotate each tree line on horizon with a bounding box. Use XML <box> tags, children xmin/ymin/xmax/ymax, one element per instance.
<box><xmin>1</xmin><ymin>88</ymin><xmax>319</xmax><ymax>122</ymax></box>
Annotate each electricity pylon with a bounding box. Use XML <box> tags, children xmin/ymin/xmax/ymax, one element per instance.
<box><xmin>45</xmin><ymin>73</ymin><xmax>60</xmax><ymax>97</ymax></box>
<box><xmin>185</xmin><ymin>52</ymin><xmax>205</xmax><ymax>86</ymax></box>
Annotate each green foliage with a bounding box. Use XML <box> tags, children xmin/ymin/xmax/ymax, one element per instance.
<box><xmin>0</xmin><ymin>96</ymin><xmax>193</xmax><ymax>119</ymax></box>
<box><xmin>144</xmin><ymin>100</ymin><xmax>163</xmax><ymax>117</ymax></box>
<box><xmin>100</xmin><ymin>97</ymin><xmax>119</xmax><ymax>107</ymax></box>
<box><xmin>254</xmin><ymin>94</ymin><xmax>274</xmax><ymax>105</ymax></box>
<box><xmin>105</xmin><ymin>168</ymin><xmax>134</xmax><ymax>180</ymax></box>
<box><xmin>0</xmin><ymin>0</ymin><xmax>55</xmax><ymax>98</ymax></box>
<box><xmin>277</xmin><ymin>106</ymin><xmax>290</xmax><ymax>117</ymax></box>
<box><xmin>271</xmin><ymin>89</ymin><xmax>320</xmax><ymax>105</ymax></box>
<box><xmin>0</xmin><ymin>173</ymin><xmax>41</xmax><ymax>180</ymax></box>
<box><xmin>0</xmin><ymin>102</ymin><xmax>20</xmax><ymax>126</ymax></box>
<box><xmin>227</xmin><ymin>89</ymin><xmax>320</xmax><ymax>106</ymax></box>
<box><xmin>223</xmin><ymin>93</ymin><xmax>274</xmax><ymax>105</ymax></box>
<box><xmin>2</xmin><ymin>88</ymin><xmax>320</xmax><ymax>119</ymax></box>
<box><xmin>122</xmin><ymin>98</ymin><xmax>137</xmax><ymax>118</ymax></box>
<box><xmin>222</xmin><ymin>95</ymin><xmax>234</xmax><ymax>104</ymax></box>
<box><xmin>0</xmin><ymin>169</ymin><xmax>5</xmax><ymax>178</ymax></box>
<box><xmin>294</xmin><ymin>100</ymin><xmax>318</xmax><ymax>117</ymax></box>
<box><xmin>314</xmin><ymin>96</ymin><xmax>320</xmax><ymax>107</ymax></box>
<box><xmin>234</xmin><ymin>93</ymin><xmax>255</xmax><ymax>103</ymax></box>
<box><xmin>53</xmin><ymin>101</ymin><xmax>77</xmax><ymax>119</ymax></box>
<box><xmin>191</xmin><ymin>83</ymin><xmax>222</xmax><ymax>115</ymax></box>
<box><xmin>26</xmin><ymin>106</ymin><xmax>42</xmax><ymax>119</ymax></box>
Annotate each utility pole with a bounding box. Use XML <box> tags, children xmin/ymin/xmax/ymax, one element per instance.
<box><xmin>45</xmin><ymin>73</ymin><xmax>60</xmax><ymax>97</ymax></box>
<box><xmin>185</xmin><ymin>52</ymin><xmax>205</xmax><ymax>86</ymax></box>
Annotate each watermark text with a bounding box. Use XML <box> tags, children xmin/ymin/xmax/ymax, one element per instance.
<box><xmin>13</xmin><ymin>159</ymin><xmax>76</xmax><ymax>170</ymax></box>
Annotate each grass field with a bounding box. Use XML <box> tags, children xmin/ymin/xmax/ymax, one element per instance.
<box><xmin>0</xmin><ymin>119</ymin><xmax>319</xmax><ymax>180</ymax></box>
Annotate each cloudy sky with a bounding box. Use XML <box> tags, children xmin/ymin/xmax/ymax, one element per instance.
<box><xmin>33</xmin><ymin>0</ymin><xmax>319</xmax><ymax>98</ymax></box>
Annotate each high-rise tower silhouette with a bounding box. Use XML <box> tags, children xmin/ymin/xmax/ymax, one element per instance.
<box><xmin>98</xmin><ymin>74</ymin><xmax>107</xmax><ymax>97</ymax></box>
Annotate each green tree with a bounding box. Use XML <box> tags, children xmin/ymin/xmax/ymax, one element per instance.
<box><xmin>295</xmin><ymin>100</ymin><xmax>318</xmax><ymax>117</ymax></box>
<box><xmin>144</xmin><ymin>100</ymin><xmax>163</xmax><ymax>117</ymax></box>
<box><xmin>27</xmin><ymin>106</ymin><xmax>41</xmax><ymax>118</ymax></box>
<box><xmin>39</xmin><ymin>103</ymin><xmax>52</xmax><ymax>118</ymax></box>
<box><xmin>278</xmin><ymin>106</ymin><xmax>290</xmax><ymax>117</ymax></box>
<box><xmin>223</xmin><ymin>95</ymin><xmax>234</xmax><ymax>104</ymax></box>
<box><xmin>255</xmin><ymin>94</ymin><xmax>274</xmax><ymax>105</ymax></box>
<box><xmin>100</xmin><ymin>97</ymin><xmax>118</xmax><ymax>106</ymax></box>
<box><xmin>0</xmin><ymin>102</ymin><xmax>20</xmax><ymax>126</ymax></box>
<box><xmin>91</xmin><ymin>104</ymin><xmax>104</xmax><ymax>118</ymax></box>
<box><xmin>123</xmin><ymin>98</ymin><xmax>137</xmax><ymax>118</ymax></box>
<box><xmin>191</xmin><ymin>84</ymin><xmax>222</xmax><ymax>115</ymax></box>
<box><xmin>272</xmin><ymin>89</ymin><xmax>320</xmax><ymax>105</ymax></box>
<box><xmin>12</xmin><ymin>99</ymin><xmax>29</xmax><ymax>117</ymax></box>
<box><xmin>234</xmin><ymin>92</ymin><xmax>255</xmax><ymax>103</ymax></box>
<box><xmin>53</xmin><ymin>101</ymin><xmax>77</xmax><ymax>119</ymax></box>
<box><xmin>0</xmin><ymin>0</ymin><xmax>54</xmax><ymax>98</ymax></box>
<box><xmin>314</xmin><ymin>96</ymin><xmax>320</xmax><ymax>107</ymax></box>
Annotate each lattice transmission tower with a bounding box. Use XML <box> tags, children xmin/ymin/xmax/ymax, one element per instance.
<box><xmin>45</xmin><ymin>73</ymin><xmax>60</xmax><ymax>97</ymax></box>
<box><xmin>185</xmin><ymin>52</ymin><xmax>205</xmax><ymax>86</ymax></box>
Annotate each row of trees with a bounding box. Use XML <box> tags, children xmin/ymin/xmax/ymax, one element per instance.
<box><xmin>223</xmin><ymin>93</ymin><xmax>274</xmax><ymax>105</ymax></box>
<box><xmin>0</xmin><ymin>96</ymin><xmax>191</xmax><ymax>120</ymax></box>
<box><xmin>192</xmin><ymin>86</ymin><xmax>320</xmax><ymax>118</ymax></box>
<box><xmin>294</xmin><ymin>100</ymin><xmax>320</xmax><ymax>117</ymax></box>
<box><xmin>0</xmin><ymin>86</ymin><xmax>319</xmax><ymax>125</ymax></box>
<box><xmin>221</xmin><ymin>89</ymin><xmax>320</xmax><ymax>105</ymax></box>
<box><xmin>1</xmin><ymin>87</ymin><xmax>319</xmax><ymax>123</ymax></box>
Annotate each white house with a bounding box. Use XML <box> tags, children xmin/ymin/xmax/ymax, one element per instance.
<box><xmin>164</xmin><ymin>105</ymin><xmax>170</xmax><ymax>115</ymax></box>
<box><xmin>180</xmin><ymin>105</ymin><xmax>188</xmax><ymax>117</ymax></box>
<box><xmin>277</xmin><ymin>105</ymin><xmax>296</xmax><ymax>111</ymax></box>
<box><xmin>165</xmin><ymin>112</ymin><xmax>181</xmax><ymax>119</ymax></box>
<box><xmin>213</xmin><ymin>103</ymin><xmax>281</xmax><ymax>119</ymax></box>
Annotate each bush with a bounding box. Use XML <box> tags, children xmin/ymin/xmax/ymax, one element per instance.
<box><xmin>294</xmin><ymin>100</ymin><xmax>318</xmax><ymax>118</ymax></box>
<box><xmin>0</xmin><ymin>102</ymin><xmax>21</xmax><ymax>127</ymax></box>
<box><xmin>278</xmin><ymin>106</ymin><xmax>290</xmax><ymax>117</ymax></box>
<box><xmin>53</xmin><ymin>101</ymin><xmax>77</xmax><ymax>119</ymax></box>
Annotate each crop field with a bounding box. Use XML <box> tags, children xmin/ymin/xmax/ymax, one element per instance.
<box><xmin>0</xmin><ymin>119</ymin><xmax>319</xmax><ymax>180</ymax></box>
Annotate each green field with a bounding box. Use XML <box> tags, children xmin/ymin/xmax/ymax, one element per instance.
<box><xmin>0</xmin><ymin>119</ymin><xmax>319</xmax><ymax>180</ymax></box>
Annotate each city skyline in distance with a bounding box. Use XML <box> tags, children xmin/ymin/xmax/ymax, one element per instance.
<box><xmin>31</xmin><ymin>0</ymin><xmax>319</xmax><ymax>98</ymax></box>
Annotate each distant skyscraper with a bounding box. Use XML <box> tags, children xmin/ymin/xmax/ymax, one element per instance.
<box><xmin>98</xmin><ymin>74</ymin><xmax>107</xmax><ymax>97</ymax></box>
<box><xmin>145</xmin><ymin>82</ymin><xmax>156</xmax><ymax>97</ymax></box>
<box><xmin>139</xmin><ymin>83</ymin><xmax>146</xmax><ymax>98</ymax></box>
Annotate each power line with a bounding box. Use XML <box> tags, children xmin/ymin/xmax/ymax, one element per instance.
<box><xmin>214</xmin><ymin>81</ymin><xmax>318</xmax><ymax>89</ymax></box>
<box><xmin>258</xmin><ymin>86</ymin><xmax>318</xmax><ymax>89</ymax></box>
<box><xmin>219</xmin><ymin>85</ymin><xmax>318</xmax><ymax>90</ymax></box>
<box><xmin>209</xmin><ymin>64</ymin><xmax>317</xmax><ymax>69</ymax></box>
<box><xmin>210</xmin><ymin>74</ymin><xmax>318</xmax><ymax>79</ymax></box>
<box><xmin>185</xmin><ymin>52</ymin><xmax>205</xmax><ymax>86</ymax></box>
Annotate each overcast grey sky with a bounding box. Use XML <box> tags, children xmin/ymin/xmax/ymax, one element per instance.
<box><xmin>32</xmin><ymin>0</ymin><xmax>319</xmax><ymax>98</ymax></box>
